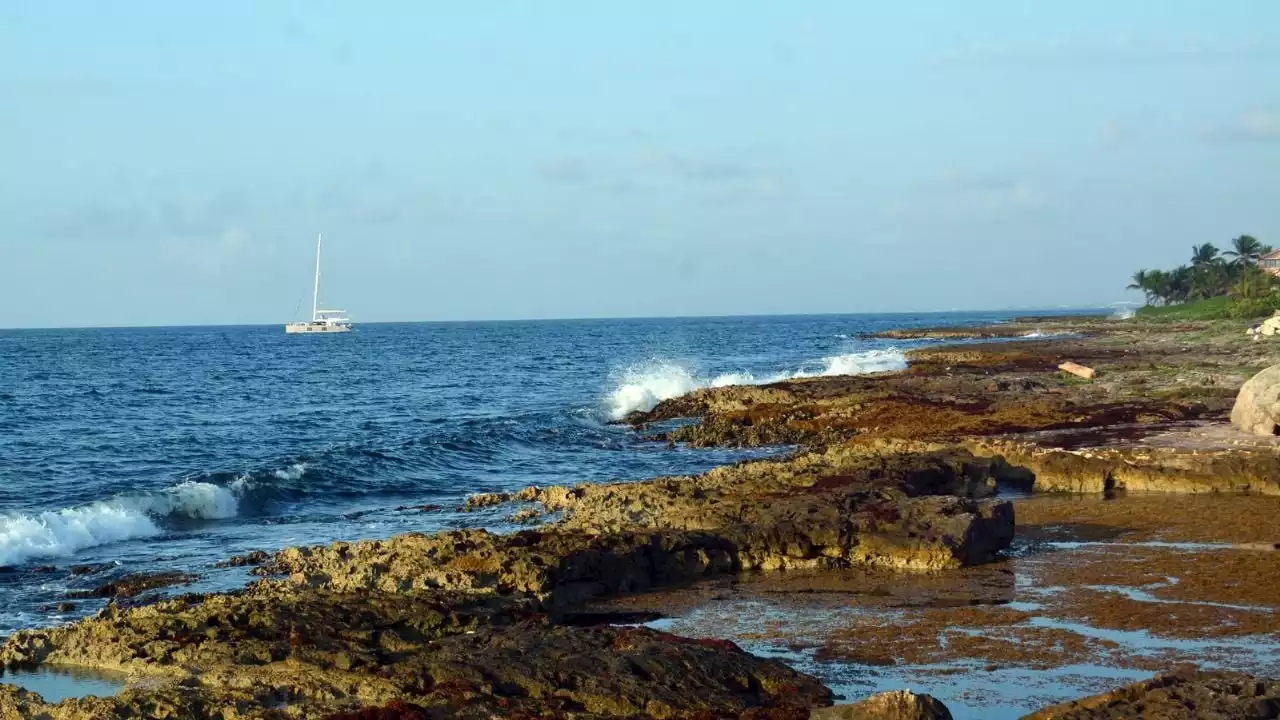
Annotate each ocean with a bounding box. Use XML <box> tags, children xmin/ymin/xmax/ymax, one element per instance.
<box><xmin>0</xmin><ymin>312</ymin><xmax>1068</xmax><ymax>633</ymax></box>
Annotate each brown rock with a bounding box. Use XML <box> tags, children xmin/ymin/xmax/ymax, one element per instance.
<box><xmin>1022</xmin><ymin>668</ymin><xmax>1280</xmax><ymax>719</ymax></box>
<box><xmin>215</xmin><ymin>550</ymin><xmax>271</xmax><ymax>568</ymax></box>
<box><xmin>0</xmin><ymin>585</ymin><xmax>830</xmax><ymax>719</ymax></box>
<box><xmin>461</xmin><ymin>492</ymin><xmax>511</xmax><ymax>510</ymax></box>
<box><xmin>393</xmin><ymin>504</ymin><xmax>441</xmax><ymax>513</ymax></box>
<box><xmin>969</xmin><ymin>438</ymin><xmax>1280</xmax><ymax>495</ymax></box>
<box><xmin>68</xmin><ymin>563</ymin><xmax>114</xmax><ymax>577</ymax></box>
<box><xmin>70</xmin><ymin>570</ymin><xmax>197</xmax><ymax>599</ymax></box>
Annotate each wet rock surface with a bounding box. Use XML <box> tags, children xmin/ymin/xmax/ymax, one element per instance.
<box><xmin>0</xmin><ymin>584</ymin><xmax>830</xmax><ymax>718</ymax></box>
<box><xmin>67</xmin><ymin>570</ymin><xmax>198</xmax><ymax>599</ymax></box>
<box><xmin>1021</xmin><ymin>668</ymin><xmax>1280</xmax><ymax>719</ymax></box>
<box><xmin>587</xmin><ymin>491</ymin><xmax>1278</xmax><ymax>716</ymax></box>
<box><xmin>215</xmin><ymin>550</ymin><xmax>272</xmax><ymax>568</ymax></box>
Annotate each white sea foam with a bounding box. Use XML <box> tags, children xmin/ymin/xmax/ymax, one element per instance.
<box><xmin>272</xmin><ymin>462</ymin><xmax>309</xmax><ymax>481</ymax></box>
<box><xmin>606</xmin><ymin>348</ymin><xmax>908</xmax><ymax>420</ymax></box>
<box><xmin>0</xmin><ymin>481</ymin><xmax>242</xmax><ymax>566</ymax></box>
<box><xmin>605</xmin><ymin>363</ymin><xmax>756</xmax><ymax>420</ymax></box>
<box><xmin>798</xmin><ymin>349</ymin><xmax>910</xmax><ymax>378</ymax></box>
<box><xmin>1021</xmin><ymin>331</ymin><xmax>1074</xmax><ymax>339</ymax></box>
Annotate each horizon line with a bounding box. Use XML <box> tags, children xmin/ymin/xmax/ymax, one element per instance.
<box><xmin>0</xmin><ymin>305</ymin><xmax>1114</xmax><ymax>332</ymax></box>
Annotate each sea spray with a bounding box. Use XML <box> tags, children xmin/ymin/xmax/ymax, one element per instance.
<box><xmin>606</xmin><ymin>362</ymin><xmax>756</xmax><ymax>420</ymax></box>
<box><xmin>605</xmin><ymin>348</ymin><xmax>907</xmax><ymax>420</ymax></box>
<box><xmin>803</xmin><ymin>349</ymin><xmax>909</xmax><ymax>378</ymax></box>
<box><xmin>0</xmin><ymin>481</ymin><xmax>242</xmax><ymax>566</ymax></box>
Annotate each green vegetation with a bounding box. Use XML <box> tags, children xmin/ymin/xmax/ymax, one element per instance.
<box><xmin>1135</xmin><ymin>296</ymin><xmax>1237</xmax><ymax>320</ymax></box>
<box><xmin>1129</xmin><ymin>235</ymin><xmax>1280</xmax><ymax>320</ymax></box>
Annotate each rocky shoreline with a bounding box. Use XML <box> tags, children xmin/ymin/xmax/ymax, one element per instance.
<box><xmin>2</xmin><ymin>316</ymin><xmax>1278</xmax><ymax>719</ymax></box>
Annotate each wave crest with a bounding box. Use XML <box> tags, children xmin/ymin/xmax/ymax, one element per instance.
<box><xmin>271</xmin><ymin>462</ymin><xmax>309</xmax><ymax>481</ymax></box>
<box><xmin>805</xmin><ymin>349</ymin><xmax>909</xmax><ymax>378</ymax></box>
<box><xmin>606</xmin><ymin>348</ymin><xmax>907</xmax><ymax>420</ymax></box>
<box><xmin>606</xmin><ymin>363</ymin><xmax>757</xmax><ymax>420</ymax></box>
<box><xmin>0</xmin><ymin>481</ymin><xmax>241</xmax><ymax>567</ymax></box>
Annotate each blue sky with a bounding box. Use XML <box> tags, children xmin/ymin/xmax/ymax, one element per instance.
<box><xmin>2</xmin><ymin>1</ymin><xmax>1277</xmax><ymax>327</ymax></box>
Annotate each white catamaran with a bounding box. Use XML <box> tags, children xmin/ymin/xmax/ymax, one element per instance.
<box><xmin>286</xmin><ymin>234</ymin><xmax>352</xmax><ymax>334</ymax></box>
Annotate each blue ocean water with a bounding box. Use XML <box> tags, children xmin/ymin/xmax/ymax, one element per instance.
<box><xmin>0</xmin><ymin>312</ymin><xmax>1080</xmax><ymax>632</ymax></box>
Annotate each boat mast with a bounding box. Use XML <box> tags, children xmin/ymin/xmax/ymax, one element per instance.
<box><xmin>312</xmin><ymin>233</ymin><xmax>322</xmax><ymax>322</ymax></box>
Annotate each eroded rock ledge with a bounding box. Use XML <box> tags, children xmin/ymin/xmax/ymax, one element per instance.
<box><xmin>263</xmin><ymin>446</ymin><xmax>1015</xmax><ymax>604</ymax></box>
<box><xmin>0</xmin><ymin>585</ymin><xmax>829</xmax><ymax>718</ymax></box>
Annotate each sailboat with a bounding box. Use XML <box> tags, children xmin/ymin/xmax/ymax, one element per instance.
<box><xmin>285</xmin><ymin>234</ymin><xmax>352</xmax><ymax>334</ymax></box>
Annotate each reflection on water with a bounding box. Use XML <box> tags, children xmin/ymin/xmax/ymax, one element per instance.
<box><xmin>1</xmin><ymin>665</ymin><xmax>126</xmax><ymax>702</ymax></box>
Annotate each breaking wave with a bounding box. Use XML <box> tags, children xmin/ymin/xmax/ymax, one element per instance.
<box><xmin>606</xmin><ymin>348</ymin><xmax>907</xmax><ymax>420</ymax></box>
<box><xmin>272</xmin><ymin>462</ymin><xmax>309</xmax><ymax>481</ymax></box>
<box><xmin>799</xmin><ymin>349</ymin><xmax>909</xmax><ymax>378</ymax></box>
<box><xmin>0</xmin><ymin>480</ymin><xmax>243</xmax><ymax>567</ymax></box>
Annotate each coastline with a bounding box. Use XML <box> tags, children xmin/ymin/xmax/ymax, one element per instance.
<box><xmin>2</xmin><ymin>315</ymin><xmax>1278</xmax><ymax>718</ymax></box>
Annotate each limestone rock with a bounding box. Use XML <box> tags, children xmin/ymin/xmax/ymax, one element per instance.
<box><xmin>968</xmin><ymin>439</ymin><xmax>1280</xmax><ymax>495</ymax></box>
<box><xmin>1231</xmin><ymin>364</ymin><xmax>1280</xmax><ymax>436</ymax></box>
<box><xmin>811</xmin><ymin>690</ymin><xmax>952</xmax><ymax>719</ymax></box>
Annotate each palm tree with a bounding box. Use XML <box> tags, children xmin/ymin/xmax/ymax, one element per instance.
<box><xmin>1167</xmin><ymin>265</ymin><xmax>1193</xmax><ymax>304</ymax></box>
<box><xmin>1128</xmin><ymin>270</ymin><xmax>1151</xmax><ymax>303</ymax></box>
<box><xmin>1190</xmin><ymin>243</ymin><xmax>1220</xmax><ymax>267</ymax></box>
<box><xmin>1191</xmin><ymin>261</ymin><xmax>1230</xmax><ymax>300</ymax></box>
<box><xmin>1145</xmin><ymin>269</ymin><xmax>1172</xmax><ymax>305</ymax></box>
<box><xmin>1224</xmin><ymin>235</ymin><xmax>1272</xmax><ymax>266</ymax></box>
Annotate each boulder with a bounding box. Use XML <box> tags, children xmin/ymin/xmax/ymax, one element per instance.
<box><xmin>811</xmin><ymin>690</ymin><xmax>952</xmax><ymax>719</ymax></box>
<box><xmin>1231</xmin><ymin>364</ymin><xmax>1280</xmax><ymax>436</ymax></box>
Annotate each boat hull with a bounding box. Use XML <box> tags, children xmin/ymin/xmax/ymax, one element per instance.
<box><xmin>285</xmin><ymin>323</ymin><xmax>352</xmax><ymax>334</ymax></box>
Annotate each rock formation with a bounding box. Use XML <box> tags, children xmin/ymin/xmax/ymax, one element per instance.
<box><xmin>1022</xmin><ymin>668</ymin><xmax>1280</xmax><ymax>719</ymax></box>
<box><xmin>810</xmin><ymin>690</ymin><xmax>953</xmax><ymax>719</ymax></box>
<box><xmin>1232</xmin><ymin>364</ymin><xmax>1280</xmax><ymax>436</ymax></box>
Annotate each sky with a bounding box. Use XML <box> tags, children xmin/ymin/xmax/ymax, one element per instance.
<box><xmin>1</xmin><ymin>1</ymin><xmax>1278</xmax><ymax>328</ymax></box>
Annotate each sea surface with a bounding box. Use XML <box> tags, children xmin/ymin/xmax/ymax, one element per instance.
<box><xmin>0</xmin><ymin>312</ymin><xmax>1076</xmax><ymax>634</ymax></box>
